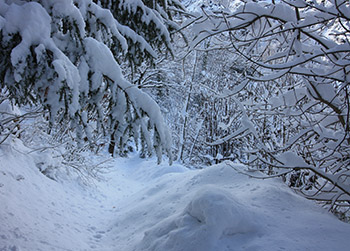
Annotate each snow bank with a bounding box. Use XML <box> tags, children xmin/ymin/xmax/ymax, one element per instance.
<box><xmin>138</xmin><ymin>187</ymin><xmax>256</xmax><ymax>251</ymax></box>
<box><xmin>110</xmin><ymin>159</ymin><xmax>350</xmax><ymax>251</ymax></box>
<box><xmin>0</xmin><ymin>139</ymin><xmax>105</xmax><ymax>251</ymax></box>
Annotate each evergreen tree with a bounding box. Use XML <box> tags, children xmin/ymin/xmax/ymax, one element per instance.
<box><xmin>0</xmin><ymin>0</ymin><xmax>179</xmax><ymax>164</ymax></box>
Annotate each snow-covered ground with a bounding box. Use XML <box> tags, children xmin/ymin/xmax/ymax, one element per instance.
<box><xmin>1</xmin><ymin>139</ymin><xmax>350</xmax><ymax>251</ymax></box>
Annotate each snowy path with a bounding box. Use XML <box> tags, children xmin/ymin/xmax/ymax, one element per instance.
<box><xmin>1</xmin><ymin>145</ymin><xmax>350</xmax><ymax>251</ymax></box>
<box><xmin>0</xmin><ymin>146</ymin><xmax>146</xmax><ymax>251</ymax></box>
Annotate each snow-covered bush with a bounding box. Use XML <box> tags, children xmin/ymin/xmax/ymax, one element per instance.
<box><xmin>0</xmin><ymin>0</ymin><xmax>183</xmax><ymax>163</ymax></box>
<box><xmin>185</xmin><ymin>0</ymin><xmax>350</xmax><ymax>218</ymax></box>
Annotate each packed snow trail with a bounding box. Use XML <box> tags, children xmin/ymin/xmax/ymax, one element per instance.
<box><xmin>1</xmin><ymin>140</ymin><xmax>350</xmax><ymax>251</ymax></box>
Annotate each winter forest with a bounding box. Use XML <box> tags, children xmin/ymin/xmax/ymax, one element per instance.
<box><xmin>1</xmin><ymin>0</ymin><xmax>350</xmax><ymax>250</ymax></box>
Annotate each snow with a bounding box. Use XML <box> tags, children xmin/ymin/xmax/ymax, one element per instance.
<box><xmin>1</xmin><ymin>139</ymin><xmax>350</xmax><ymax>251</ymax></box>
<box><xmin>2</xmin><ymin>2</ymin><xmax>51</xmax><ymax>82</ymax></box>
<box><xmin>3</xmin><ymin>2</ymin><xmax>51</xmax><ymax>46</ymax></box>
<box><xmin>0</xmin><ymin>100</ymin><xmax>21</xmax><ymax>117</ymax></box>
<box><xmin>50</xmin><ymin>0</ymin><xmax>85</xmax><ymax>38</ymax></box>
<box><xmin>87</xmin><ymin>3</ymin><xmax>127</xmax><ymax>53</ymax></box>
<box><xmin>118</xmin><ymin>0</ymin><xmax>172</xmax><ymax>45</ymax></box>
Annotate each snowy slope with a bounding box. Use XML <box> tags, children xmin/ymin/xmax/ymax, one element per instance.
<box><xmin>1</xmin><ymin>139</ymin><xmax>350</xmax><ymax>251</ymax></box>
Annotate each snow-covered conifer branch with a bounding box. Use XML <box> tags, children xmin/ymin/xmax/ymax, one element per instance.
<box><xmin>0</xmin><ymin>0</ymin><xmax>174</xmax><ymax>164</ymax></box>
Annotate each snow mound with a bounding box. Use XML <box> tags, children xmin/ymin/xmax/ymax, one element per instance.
<box><xmin>123</xmin><ymin>163</ymin><xmax>350</xmax><ymax>251</ymax></box>
<box><xmin>184</xmin><ymin>188</ymin><xmax>255</xmax><ymax>234</ymax></box>
<box><xmin>138</xmin><ymin>187</ymin><xmax>255</xmax><ymax>251</ymax></box>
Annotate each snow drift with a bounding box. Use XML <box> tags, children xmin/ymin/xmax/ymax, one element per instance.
<box><xmin>138</xmin><ymin>187</ymin><xmax>256</xmax><ymax>251</ymax></box>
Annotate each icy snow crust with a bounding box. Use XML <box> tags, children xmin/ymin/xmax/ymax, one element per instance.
<box><xmin>1</xmin><ymin>141</ymin><xmax>350</xmax><ymax>250</ymax></box>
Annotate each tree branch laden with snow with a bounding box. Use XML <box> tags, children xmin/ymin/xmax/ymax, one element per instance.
<box><xmin>0</xmin><ymin>0</ymin><xmax>174</xmax><ymax>164</ymax></box>
<box><xmin>187</xmin><ymin>0</ymin><xmax>350</xmax><ymax>217</ymax></box>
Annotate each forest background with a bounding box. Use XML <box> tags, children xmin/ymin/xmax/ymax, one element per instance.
<box><xmin>1</xmin><ymin>0</ymin><xmax>350</xmax><ymax>222</ymax></box>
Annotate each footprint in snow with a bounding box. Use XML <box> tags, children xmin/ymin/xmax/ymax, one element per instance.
<box><xmin>0</xmin><ymin>245</ymin><xmax>20</xmax><ymax>251</ymax></box>
<box><xmin>93</xmin><ymin>234</ymin><xmax>103</xmax><ymax>239</ymax></box>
